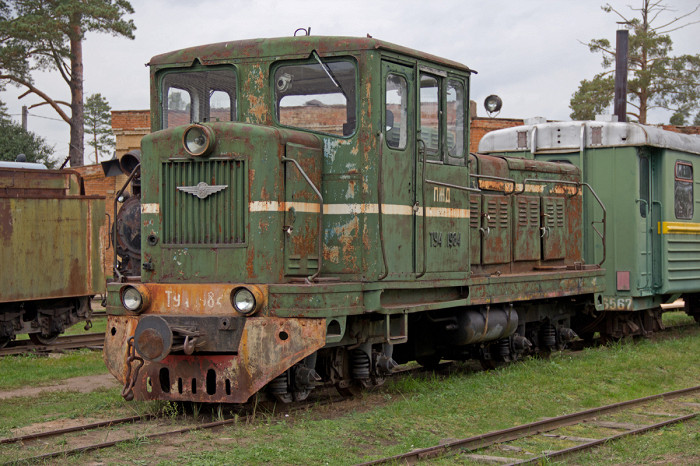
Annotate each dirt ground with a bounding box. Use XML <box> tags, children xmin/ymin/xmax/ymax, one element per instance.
<box><xmin>0</xmin><ymin>374</ymin><xmax>119</xmax><ymax>400</ymax></box>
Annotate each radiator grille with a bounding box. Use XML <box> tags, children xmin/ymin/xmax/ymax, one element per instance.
<box><xmin>161</xmin><ymin>159</ymin><xmax>246</xmax><ymax>245</ymax></box>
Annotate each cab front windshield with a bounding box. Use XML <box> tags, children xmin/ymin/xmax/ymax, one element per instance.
<box><xmin>274</xmin><ymin>58</ymin><xmax>356</xmax><ymax>137</ymax></box>
<box><xmin>161</xmin><ymin>68</ymin><xmax>237</xmax><ymax>129</ymax></box>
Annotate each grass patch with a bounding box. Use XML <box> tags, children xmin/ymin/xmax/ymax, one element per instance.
<box><xmin>0</xmin><ymin>349</ymin><xmax>108</xmax><ymax>390</ymax></box>
<box><xmin>0</xmin><ymin>388</ymin><xmax>138</xmax><ymax>435</ymax></box>
<box><xmin>663</xmin><ymin>310</ymin><xmax>695</xmax><ymax>327</ymax></box>
<box><xmin>64</xmin><ymin>316</ymin><xmax>107</xmax><ymax>336</ymax></box>
<box><xmin>14</xmin><ymin>316</ymin><xmax>106</xmax><ymax>340</ymax></box>
<box><xmin>82</xmin><ymin>325</ymin><xmax>700</xmax><ymax>465</ymax></box>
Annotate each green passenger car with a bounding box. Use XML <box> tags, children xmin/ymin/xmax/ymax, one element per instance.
<box><xmin>480</xmin><ymin>121</ymin><xmax>700</xmax><ymax>333</ymax></box>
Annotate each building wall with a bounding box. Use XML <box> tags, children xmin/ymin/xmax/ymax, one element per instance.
<box><xmin>112</xmin><ymin>110</ymin><xmax>150</xmax><ymax>157</ymax></box>
<box><xmin>469</xmin><ymin>117</ymin><xmax>524</xmax><ymax>152</ymax></box>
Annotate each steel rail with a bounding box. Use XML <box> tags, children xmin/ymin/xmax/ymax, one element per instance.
<box><xmin>511</xmin><ymin>413</ymin><xmax>697</xmax><ymax>465</ymax></box>
<box><xmin>12</xmin><ymin>394</ymin><xmax>343</xmax><ymax>463</ymax></box>
<box><xmin>0</xmin><ymin>333</ymin><xmax>105</xmax><ymax>356</ymax></box>
<box><xmin>357</xmin><ymin>385</ymin><xmax>700</xmax><ymax>465</ymax></box>
<box><xmin>0</xmin><ymin>414</ymin><xmax>150</xmax><ymax>446</ymax></box>
<box><xmin>8</xmin><ymin>363</ymin><xmax>445</xmax><ymax>464</ymax></box>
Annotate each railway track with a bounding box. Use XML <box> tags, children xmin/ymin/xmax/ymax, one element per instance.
<box><xmin>358</xmin><ymin>385</ymin><xmax>700</xmax><ymax>465</ymax></box>
<box><xmin>4</xmin><ymin>380</ymin><xmax>698</xmax><ymax>464</ymax></box>
<box><xmin>0</xmin><ymin>362</ymin><xmax>444</xmax><ymax>463</ymax></box>
<box><xmin>0</xmin><ymin>332</ymin><xmax>105</xmax><ymax>356</ymax></box>
<box><xmin>0</xmin><ymin>390</ymin><xmax>347</xmax><ymax>463</ymax></box>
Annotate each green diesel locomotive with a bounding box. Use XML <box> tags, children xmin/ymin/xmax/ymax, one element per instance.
<box><xmin>104</xmin><ymin>36</ymin><xmax>606</xmax><ymax>403</ymax></box>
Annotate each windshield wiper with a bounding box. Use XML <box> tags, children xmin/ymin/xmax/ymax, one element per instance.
<box><xmin>312</xmin><ymin>50</ymin><xmax>348</xmax><ymax>100</ymax></box>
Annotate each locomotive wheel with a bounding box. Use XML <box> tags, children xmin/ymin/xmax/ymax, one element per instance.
<box><xmin>29</xmin><ymin>331</ymin><xmax>61</xmax><ymax>345</ymax></box>
<box><xmin>335</xmin><ymin>380</ymin><xmax>362</xmax><ymax>398</ymax></box>
<box><xmin>480</xmin><ymin>358</ymin><xmax>506</xmax><ymax>371</ymax></box>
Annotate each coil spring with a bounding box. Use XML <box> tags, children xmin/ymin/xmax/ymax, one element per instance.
<box><xmin>268</xmin><ymin>372</ymin><xmax>288</xmax><ymax>395</ymax></box>
<box><xmin>497</xmin><ymin>338</ymin><xmax>511</xmax><ymax>358</ymax></box>
<box><xmin>351</xmin><ymin>349</ymin><xmax>371</xmax><ymax>379</ymax></box>
<box><xmin>541</xmin><ymin>325</ymin><xmax>556</xmax><ymax>347</ymax></box>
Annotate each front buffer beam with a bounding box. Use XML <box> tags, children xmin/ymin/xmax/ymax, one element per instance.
<box><xmin>104</xmin><ymin>315</ymin><xmax>326</xmax><ymax>403</ymax></box>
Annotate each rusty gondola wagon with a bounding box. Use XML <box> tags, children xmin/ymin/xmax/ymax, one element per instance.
<box><xmin>103</xmin><ymin>35</ymin><xmax>611</xmax><ymax>403</ymax></box>
<box><xmin>0</xmin><ymin>163</ymin><xmax>105</xmax><ymax>347</ymax></box>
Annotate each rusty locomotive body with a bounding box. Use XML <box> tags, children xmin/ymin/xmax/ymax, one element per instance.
<box><xmin>104</xmin><ymin>36</ymin><xmax>607</xmax><ymax>403</ymax></box>
<box><xmin>0</xmin><ymin>164</ymin><xmax>105</xmax><ymax>346</ymax></box>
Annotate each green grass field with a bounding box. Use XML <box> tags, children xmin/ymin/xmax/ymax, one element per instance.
<box><xmin>0</xmin><ymin>313</ymin><xmax>698</xmax><ymax>464</ymax></box>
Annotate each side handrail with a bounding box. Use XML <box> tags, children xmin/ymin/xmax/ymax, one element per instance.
<box><xmin>416</xmin><ymin>139</ymin><xmax>427</xmax><ymax>279</ymax></box>
<box><xmin>514</xmin><ymin>178</ymin><xmax>607</xmax><ymax>267</ymax></box>
<box><xmin>113</xmin><ymin>163</ymin><xmax>141</xmax><ymax>281</ymax></box>
<box><xmin>425</xmin><ymin>179</ymin><xmax>481</xmax><ymax>194</ymax></box>
<box><xmin>470</xmin><ymin>174</ymin><xmax>517</xmax><ymax>194</ymax></box>
<box><xmin>281</xmin><ymin>156</ymin><xmax>324</xmax><ymax>283</ymax></box>
<box><xmin>635</xmin><ymin>198</ymin><xmax>651</xmax><ymax>291</ymax></box>
<box><xmin>377</xmin><ymin>133</ymin><xmax>389</xmax><ymax>281</ymax></box>
<box><xmin>512</xmin><ymin>178</ymin><xmax>581</xmax><ymax>196</ymax></box>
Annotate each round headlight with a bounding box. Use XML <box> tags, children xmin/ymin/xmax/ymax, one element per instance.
<box><xmin>232</xmin><ymin>288</ymin><xmax>256</xmax><ymax>315</ymax></box>
<box><xmin>122</xmin><ymin>286</ymin><xmax>143</xmax><ymax>312</ymax></box>
<box><xmin>183</xmin><ymin>124</ymin><xmax>215</xmax><ymax>157</ymax></box>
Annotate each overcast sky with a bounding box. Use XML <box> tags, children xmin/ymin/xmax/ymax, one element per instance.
<box><xmin>3</xmin><ymin>0</ymin><xmax>699</xmax><ymax>164</ymax></box>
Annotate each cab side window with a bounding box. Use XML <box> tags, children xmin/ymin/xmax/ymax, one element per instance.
<box><xmin>385</xmin><ymin>74</ymin><xmax>408</xmax><ymax>149</ymax></box>
<box><xmin>674</xmin><ymin>160</ymin><xmax>693</xmax><ymax>219</ymax></box>
<box><xmin>419</xmin><ymin>74</ymin><xmax>440</xmax><ymax>155</ymax></box>
<box><xmin>446</xmin><ymin>80</ymin><xmax>465</xmax><ymax>158</ymax></box>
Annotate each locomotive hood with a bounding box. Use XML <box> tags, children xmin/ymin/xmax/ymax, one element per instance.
<box><xmin>138</xmin><ymin>122</ymin><xmax>323</xmax><ymax>284</ymax></box>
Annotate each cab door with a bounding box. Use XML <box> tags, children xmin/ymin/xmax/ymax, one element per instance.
<box><xmin>381</xmin><ymin>60</ymin><xmax>417</xmax><ymax>277</ymax></box>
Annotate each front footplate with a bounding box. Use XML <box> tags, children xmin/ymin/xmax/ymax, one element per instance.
<box><xmin>104</xmin><ymin>315</ymin><xmax>326</xmax><ymax>403</ymax></box>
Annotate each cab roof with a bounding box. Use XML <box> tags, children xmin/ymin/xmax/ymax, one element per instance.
<box><xmin>148</xmin><ymin>35</ymin><xmax>474</xmax><ymax>74</ymax></box>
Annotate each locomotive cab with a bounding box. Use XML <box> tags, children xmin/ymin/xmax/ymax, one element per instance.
<box><xmin>104</xmin><ymin>36</ymin><xmax>605</xmax><ymax>404</ymax></box>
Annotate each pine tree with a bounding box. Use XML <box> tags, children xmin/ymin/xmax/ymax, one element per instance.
<box><xmin>570</xmin><ymin>1</ymin><xmax>700</xmax><ymax>124</ymax></box>
<box><xmin>0</xmin><ymin>1</ymin><xmax>135</xmax><ymax>166</ymax></box>
<box><xmin>84</xmin><ymin>93</ymin><xmax>114</xmax><ymax>164</ymax></box>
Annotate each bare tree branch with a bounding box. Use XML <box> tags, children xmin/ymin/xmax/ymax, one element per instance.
<box><xmin>28</xmin><ymin>100</ymin><xmax>70</xmax><ymax>110</ymax></box>
<box><xmin>0</xmin><ymin>74</ymin><xmax>71</xmax><ymax>123</ymax></box>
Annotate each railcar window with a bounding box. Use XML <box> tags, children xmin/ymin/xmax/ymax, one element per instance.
<box><xmin>274</xmin><ymin>59</ymin><xmax>356</xmax><ymax>136</ymax></box>
<box><xmin>385</xmin><ymin>74</ymin><xmax>407</xmax><ymax>149</ymax></box>
<box><xmin>674</xmin><ymin>160</ymin><xmax>693</xmax><ymax>220</ymax></box>
<box><xmin>161</xmin><ymin>68</ymin><xmax>237</xmax><ymax>129</ymax></box>
<box><xmin>447</xmin><ymin>80</ymin><xmax>464</xmax><ymax>157</ymax></box>
<box><xmin>420</xmin><ymin>74</ymin><xmax>440</xmax><ymax>154</ymax></box>
<box><xmin>639</xmin><ymin>155</ymin><xmax>650</xmax><ymax>218</ymax></box>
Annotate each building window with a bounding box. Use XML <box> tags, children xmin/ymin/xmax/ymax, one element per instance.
<box><xmin>674</xmin><ymin>160</ymin><xmax>693</xmax><ymax>220</ymax></box>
